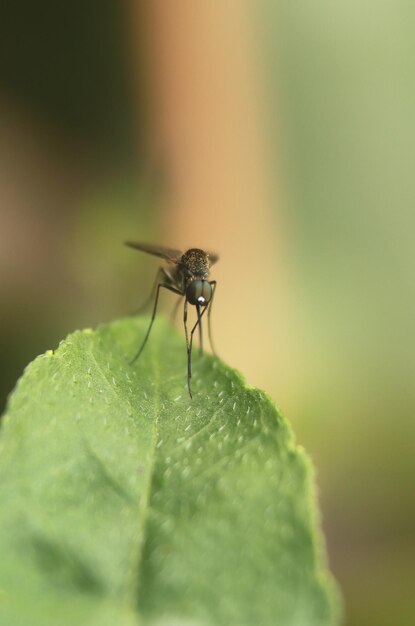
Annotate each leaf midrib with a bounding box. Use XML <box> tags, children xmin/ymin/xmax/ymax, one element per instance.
<box><xmin>125</xmin><ymin>340</ymin><xmax>161</xmax><ymax>613</ymax></box>
<box><xmin>88</xmin><ymin>334</ymin><xmax>161</xmax><ymax>614</ymax></box>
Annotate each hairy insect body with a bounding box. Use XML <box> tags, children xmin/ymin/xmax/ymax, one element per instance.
<box><xmin>125</xmin><ymin>241</ymin><xmax>218</xmax><ymax>397</ymax></box>
<box><xmin>179</xmin><ymin>248</ymin><xmax>210</xmax><ymax>280</ymax></box>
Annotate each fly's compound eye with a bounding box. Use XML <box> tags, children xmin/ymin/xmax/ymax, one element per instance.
<box><xmin>186</xmin><ymin>280</ymin><xmax>212</xmax><ymax>306</ymax></box>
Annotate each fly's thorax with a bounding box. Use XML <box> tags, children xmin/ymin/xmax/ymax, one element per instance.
<box><xmin>163</xmin><ymin>263</ymin><xmax>185</xmax><ymax>291</ymax></box>
<box><xmin>185</xmin><ymin>278</ymin><xmax>212</xmax><ymax>306</ymax></box>
<box><xmin>180</xmin><ymin>248</ymin><xmax>210</xmax><ymax>279</ymax></box>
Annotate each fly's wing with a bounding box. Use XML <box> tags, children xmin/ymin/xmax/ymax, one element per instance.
<box><xmin>207</xmin><ymin>251</ymin><xmax>219</xmax><ymax>265</ymax></box>
<box><xmin>125</xmin><ymin>241</ymin><xmax>183</xmax><ymax>263</ymax></box>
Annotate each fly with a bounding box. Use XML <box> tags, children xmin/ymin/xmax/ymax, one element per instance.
<box><xmin>125</xmin><ymin>241</ymin><xmax>218</xmax><ymax>398</ymax></box>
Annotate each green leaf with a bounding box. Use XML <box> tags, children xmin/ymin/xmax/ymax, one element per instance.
<box><xmin>0</xmin><ymin>317</ymin><xmax>340</xmax><ymax>626</ymax></box>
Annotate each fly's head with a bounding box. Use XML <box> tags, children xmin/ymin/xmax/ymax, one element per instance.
<box><xmin>185</xmin><ymin>278</ymin><xmax>213</xmax><ymax>306</ymax></box>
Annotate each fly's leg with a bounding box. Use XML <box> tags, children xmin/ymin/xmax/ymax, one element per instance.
<box><xmin>189</xmin><ymin>303</ymin><xmax>209</xmax><ymax>362</ymax></box>
<box><xmin>128</xmin><ymin>270</ymin><xmax>162</xmax><ymax>317</ymax></box>
<box><xmin>170</xmin><ymin>294</ymin><xmax>184</xmax><ymax>324</ymax></box>
<box><xmin>198</xmin><ymin>302</ymin><xmax>203</xmax><ymax>356</ymax></box>
<box><xmin>130</xmin><ymin>278</ymin><xmax>182</xmax><ymax>364</ymax></box>
<box><xmin>184</xmin><ymin>303</ymin><xmax>209</xmax><ymax>397</ymax></box>
<box><xmin>207</xmin><ymin>280</ymin><xmax>217</xmax><ymax>356</ymax></box>
<box><xmin>183</xmin><ymin>299</ymin><xmax>193</xmax><ymax>398</ymax></box>
<box><xmin>185</xmin><ymin>301</ymin><xmax>208</xmax><ymax>398</ymax></box>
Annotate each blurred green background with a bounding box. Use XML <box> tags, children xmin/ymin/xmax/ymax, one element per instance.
<box><xmin>1</xmin><ymin>2</ymin><xmax>414</xmax><ymax>625</ymax></box>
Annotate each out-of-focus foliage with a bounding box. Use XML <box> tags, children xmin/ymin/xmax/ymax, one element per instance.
<box><xmin>0</xmin><ymin>0</ymin><xmax>134</xmax><ymax>151</ymax></box>
<box><xmin>0</xmin><ymin>0</ymin><xmax>143</xmax><ymax>413</ymax></box>
<box><xmin>0</xmin><ymin>318</ymin><xmax>339</xmax><ymax>626</ymax></box>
